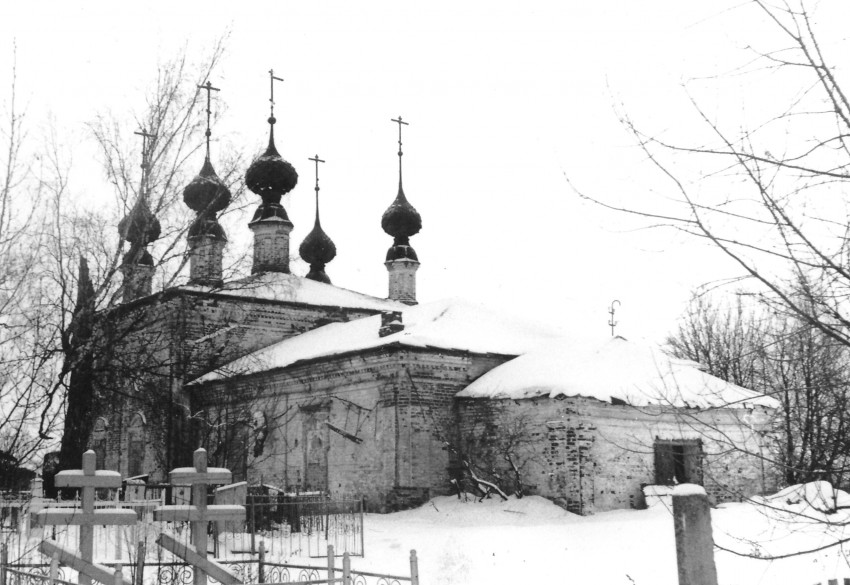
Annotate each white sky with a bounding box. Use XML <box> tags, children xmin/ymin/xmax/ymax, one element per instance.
<box><xmin>4</xmin><ymin>0</ymin><xmax>846</xmax><ymax>343</ymax></box>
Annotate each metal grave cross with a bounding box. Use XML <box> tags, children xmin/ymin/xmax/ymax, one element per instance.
<box><xmin>37</xmin><ymin>450</ymin><xmax>136</xmax><ymax>585</ymax></box>
<box><xmin>153</xmin><ymin>448</ymin><xmax>245</xmax><ymax>585</ymax></box>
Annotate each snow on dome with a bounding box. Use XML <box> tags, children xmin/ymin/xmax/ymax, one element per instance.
<box><xmin>457</xmin><ymin>336</ymin><xmax>778</xmax><ymax>409</ymax></box>
<box><xmin>180</xmin><ymin>271</ymin><xmax>404</xmax><ymax>312</ymax></box>
<box><xmin>192</xmin><ymin>297</ymin><xmax>562</xmax><ymax>384</ymax></box>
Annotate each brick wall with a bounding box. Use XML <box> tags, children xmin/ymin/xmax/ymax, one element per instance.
<box><xmin>455</xmin><ymin>395</ymin><xmax>778</xmax><ymax>514</ymax></box>
<box><xmin>93</xmin><ymin>290</ymin><xmax>382</xmax><ymax>481</ymax></box>
<box><xmin>194</xmin><ymin>346</ymin><xmax>511</xmax><ymax>511</ymax></box>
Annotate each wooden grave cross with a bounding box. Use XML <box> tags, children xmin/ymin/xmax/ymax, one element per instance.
<box><xmin>153</xmin><ymin>448</ymin><xmax>245</xmax><ymax>585</ymax></box>
<box><xmin>37</xmin><ymin>450</ymin><xmax>136</xmax><ymax>585</ymax></box>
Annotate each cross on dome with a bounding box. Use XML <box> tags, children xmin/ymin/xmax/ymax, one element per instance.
<box><xmin>299</xmin><ymin>154</ymin><xmax>336</xmax><ymax>284</ymax></box>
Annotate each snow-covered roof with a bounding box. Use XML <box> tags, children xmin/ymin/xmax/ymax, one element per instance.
<box><xmin>180</xmin><ymin>272</ymin><xmax>404</xmax><ymax>312</ymax></box>
<box><xmin>457</xmin><ymin>336</ymin><xmax>778</xmax><ymax>409</ymax></box>
<box><xmin>192</xmin><ymin>298</ymin><xmax>562</xmax><ymax>384</ymax></box>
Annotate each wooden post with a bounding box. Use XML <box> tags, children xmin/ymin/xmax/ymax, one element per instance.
<box><xmin>342</xmin><ymin>552</ymin><xmax>350</xmax><ymax>585</ymax></box>
<box><xmin>409</xmin><ymin>550</ymin><xmax>419</xmax><ymax>585</ymax></box>
<box><xmin>326</xmin><ymin>546</ymin><xmax>334</xmax><ymax>584</ymax></box>
<box><xmin>672</xmin><ymin>485</ymin><xmax>718</xmax><ymax>585</ymax></box>
<box><xmin>257</xmin><ymin>541</ymin><xmax>265</xmax><ymax>584</ymax></box>
<box><xmin>49</xmin><ymin>551</ymin><xmax>60</xmax><ymax>585</ymax></box>
<box><xmin>134</xmin><ymin>542</ymin><xmax>145</xmax><ymax>585</ymax></box>
<box><xmin>359</xmin><ymin>498</ymin><xmax>365</xmax><ymax>556</ymax></box>
<box><xmin>114</xmin><ymin>525</ymin><xmax>122</xmax><ymax>562</ymax></box>
<box><xmin>1</xmin><ymin>542</ymin><xmax>7</xmax><ymax>585</ymax></box>
<box><xmin>250</xmin><ymin>494</ymin><xmax>256</xmax><ymax>555</ymax></box>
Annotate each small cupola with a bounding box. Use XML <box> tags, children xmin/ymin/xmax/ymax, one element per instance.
<box><xmin>245</xmin><ymin>70</ymin><xmax>298</xmax><ymax>274</ymax></box>
<box><xmin>118</xmin><ymin>129</ymin><xmax>162</xmax><ymax>302</ymax></box>
<box><xmin>381</xmin><ymin>116</ymin><xmax>421</xmax><ymax>305</ymax></box>
<box><xmin>299</xmin><ymin>154</ymin><xmax>336</xmax><ymax>283</ymax></box>
<box><xmin>183</xmin><ymin>81</ymin><xmax>232</xmax><ymax>287</ymax></box>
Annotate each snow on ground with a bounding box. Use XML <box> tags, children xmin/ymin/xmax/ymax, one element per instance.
<box><xmin>315</xmin><ymin>488</ymin><xmax>850</xmax><ymax>585</ymax></box>
<box><xmin>12</xmin><ymin>483</ymin><xmax>850</xmax><ymax>584</ymax></box>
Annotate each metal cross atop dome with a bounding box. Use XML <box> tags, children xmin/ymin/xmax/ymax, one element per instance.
<box><xmin>197</xmin><ymin>80</ymin><xmax>220</xmax><ymax>157</ymax></box>
<box><xmin>309</xmin><ymin>154</ymin><xmax>325</xmax><ymax>207</ymax></box>
<box><xmin>608</xmin><ymin>299</ymin><xmax>621</xmax><ymax>337</ymax></box>
<box><xmin>134</xmin><ymin>128</ymin><xmax>156</xmax><ymax>195</ymax></box>
<box><xmin>153</xmin><ymin>448</ymin><xmax>245</xmax><ymax>585</ymax></box>
<box><xmin>268</xmin><ymin>68</ymin><xmax>284</xmax><ymax>122</ymax></box>
<box><xmin>391</xmin><ymin>116</ymin><xmax>409</xmax><ymax>181</ymax></box>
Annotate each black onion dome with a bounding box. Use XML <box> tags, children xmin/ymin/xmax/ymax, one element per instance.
<box><xmin>183</xmin><ymin>158</ymin><xmax>232</xmax><ymax>214</ymax></box>
<box><xmin>299</xmin><ymin>216</ymin><xmax>337</xmax><ymax>266</ymax></box>
<box><xmin>245</xmin><ymin>129</ymin><xmax>298</xmax><ymax>205</ymax></box>
<box><xmin>118</xmin><ymin>197</ymin><xmax>161</xmax><ymax>246</ymax></box>
<box><xmin>381</xmin><ymin>184</ymin><xmax>421</xmax><ymax>245</ymax></box>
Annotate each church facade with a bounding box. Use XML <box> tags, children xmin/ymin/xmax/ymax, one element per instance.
<box><xmin>89</xmin><ymin>95</ymin><xmax>779</xmax><ymax>514</ymax></box>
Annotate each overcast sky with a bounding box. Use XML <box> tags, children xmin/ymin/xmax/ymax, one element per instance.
<box><xmin>5</xmin><ymin>0</ymin><xmax>846</xmax><ymax>343</ymax></box>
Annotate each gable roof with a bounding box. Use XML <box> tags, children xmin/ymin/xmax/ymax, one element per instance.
<box><xmin>191</xmin><ymin>298</ymin><xmax>562</xmax><ymax>384</ymax></box>
<box><xmin>180</xmin><ymin>272</ymin><xmax>404</xmax><ymax>312</ymax></box>
<box><xmin>457</xmin><ymin>336</ymin><xmax>778</xmax><ymax>409</ymax></box>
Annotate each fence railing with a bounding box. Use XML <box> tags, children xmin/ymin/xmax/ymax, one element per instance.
<box><xmin>1</xmin><ymin>489</ymin><xmax>363</xmax><ymax>567</ymax></box>
<box><xmin>0</xmin><ymin>543</ymin><xmax>417</xmax><ymax>585</ymax></box>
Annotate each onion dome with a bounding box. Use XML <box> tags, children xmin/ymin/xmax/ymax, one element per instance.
<box><xmin>183</xmin><ymin>157</ymin><xmax>231</xmax><ymax>240</ymax></box>
<box><xmin>183</xmin><ymin>158</ymin><xmax>232</xmax><ymax>216</ymax></box>
<box><xmin>382</xmin><ymin>182</ymin><xmax>421</xmax><ymax>262</ymax></box>
<box><xmin>245</xmin><ymin>122</ymin><xmax>298</xmax><ymax>222</ymax></box>
<box><xmin>118</xmin><ymin>197</ymin><xmax>161</xmax><ymax>266</ymax></box>
<box><xmin>382</xmin><ymin>115</ymin><xmax>421</xmax><ymax>260</ymax></box>
<box><xmin>299</xmin><ymin>212</ymin><xmax>336</xmax><ymax>284</ymax></box>
<box><xmin>381</xmin><ymin>183</ymin><xmax>421</xmax><ymax>246</ymax></box>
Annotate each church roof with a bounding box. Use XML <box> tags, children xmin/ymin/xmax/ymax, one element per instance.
<box><xmin>191</xmin><ymin>298</ymin><xmax>561</xmax><ymax>384</ymax></box>
<box><xmin>179</xmin><ymin>271</ymin><xmax>404</xmax><ymax>312</ymax></box>
<box><xmin>457</xmin><ymin>336</ymin><xmax>778</xmax><ymax>409</ymax></box>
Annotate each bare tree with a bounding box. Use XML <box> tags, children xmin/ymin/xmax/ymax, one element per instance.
<box><xmin>576</xmin><ymin>0</ymin><xmax>850</xmax><ymax>354</ymax></box>
<box><xmin>667</xmin><ymin>290</ymin><xmax>850</xmax><ymax>488</ymax></box>
<box><xmin>0</xmin><ymin>44</ymin><xmax>54</xmax><ymax>468</ymax></box>
<box><xmin>0</xmin><ymin>37</ymin><xmax>248</xmax><ymax>477</ymax></box>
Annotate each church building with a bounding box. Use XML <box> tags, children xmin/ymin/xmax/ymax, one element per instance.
<box><xmin>89</xmin><ymin>84</ymin><xmax>779</xmax><ymax>514</ymax></box>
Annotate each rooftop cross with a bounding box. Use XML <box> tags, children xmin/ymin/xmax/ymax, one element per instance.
<box><xmin>37</xmin><ymin>450</ymin><xmax>136</xmax><ymax>585</ymax></box>
<box><xmin>134</xmin><ymin>129</ymin><xmax>156</xmax><ymax>197</ymax></box>
<box><xmin>153</xmin><ymin>448</ymin><xmax>245</xmax><ymax>585</ymax></box>
<box><xmin>268</xmin><ymin>69</ymin><xmax>284</xmax><ymax>123</ymax></box>
<box><xmin>308</xmin><ymin>154</ymin><xmax>325</xmax><ymax>211</ymax></box>
<box><xmin>197</xmin><ymin>80</ymin><xmax>220</xmax><ymax>158</ymax></box>
<box><xmin>608</xmin><ymin>299</ymin><xmax>621</xmax><ymax>337</ymax></box>
<box><xmin>391</xmin><ymin>116</ymin><xmax>409</xmax><ymax>183</ymax></box>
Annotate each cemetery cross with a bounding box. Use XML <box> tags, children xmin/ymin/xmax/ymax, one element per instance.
<box><xmin>153</xmin><ymin>448</ymin><xmax>245</xmax><ymax>585</ymax></box>
<box><xmin>37</xmin><ymin>450</ymin><xmax>136</xmax><ymax>585</ymax></box>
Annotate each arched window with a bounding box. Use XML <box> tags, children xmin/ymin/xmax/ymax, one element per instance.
<box><xmin>127</xmin><ymin>412</ymin><xmax>146</xmax><ymax>478</ymax></box>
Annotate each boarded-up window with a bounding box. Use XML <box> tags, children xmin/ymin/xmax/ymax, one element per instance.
<box><xmin>301</xmin><ymin>404</ymin><xmax>330</xmax><ymax>492</ymax></box>
<box><xmin>654</xmin><ymin>439</ymin><xmax>702</xmax><ymax>485</ymax></box>
<box><xmin>128</xmin><ymin>413</ymin><xmax>146</xmax><ymax>478</ymax></box>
